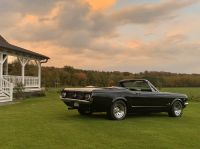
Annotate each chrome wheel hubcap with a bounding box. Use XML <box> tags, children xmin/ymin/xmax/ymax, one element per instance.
<box><xmin>174</xmin><ymin>102</ymin><xmax>182</xmax><ymax>116</ymax></box>
<box><xmin>113</xmin><ymin>103</ymin><xmax>125</xmax><ymax>119</ymax></box>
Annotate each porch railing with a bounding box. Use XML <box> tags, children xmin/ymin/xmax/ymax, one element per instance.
<box><xmin>3</xmin><ymin>75</ymin><xmax>39</xmax><ymax>88</ymax></box>
<box><xmin>1</xmin><ymin>78</ymin><xmax>13</xmax><ymax>101</ymax></box>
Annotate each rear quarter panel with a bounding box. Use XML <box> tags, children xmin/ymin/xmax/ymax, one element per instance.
<box><xmin>91</xmin><ymin>90</ymin><xmax>134</xmax><ymax>112</ymax></box>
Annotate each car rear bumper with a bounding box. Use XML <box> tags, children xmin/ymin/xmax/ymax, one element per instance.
<box><xmin>60</xmin><ymin>97</ymin><xmax>91</xmax><ymax>104</ymax></box>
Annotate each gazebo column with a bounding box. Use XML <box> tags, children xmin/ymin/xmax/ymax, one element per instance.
<box><xmin>0</xmin><ymin>53</ymin><xmax>8</xmax><ymax>93</ymax></box>
<box><xmin>0</xmin><ymin>53</ymin><xmax>3</xmax><ymax>79</ymax></box>
<box><xmin>0</xmin><ymin>53</ymin><xmax>8</xmax><ymax>78</ymax></box>
<box><xmin>18</xmin><ymin>57</ymin><xmax>29</xmax><ymax>85</ymax></box>
<box><xmin>4</xmin><ymin>58</ymin><xmax>8</xmax><ymax>75</ymax></box>
<box><xmin>36</xmin><ymin>60</ymin><xmax>41</xmax><ymax>88</ymax></box>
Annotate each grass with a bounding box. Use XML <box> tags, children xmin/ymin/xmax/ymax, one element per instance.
<box><xmin>0</xmin><ymin>88</ymin><xmax>200</xmax><ymax>149</ymax></box>
<box><xmin>161</xmin><ymin>87</ymin><xmax>200</xmax><ymax>101</ymax></box>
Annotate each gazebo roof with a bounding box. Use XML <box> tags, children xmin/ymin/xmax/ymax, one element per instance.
<box><xmin>0</xmin><ymin>35</ymin><xmax>49</xmax><ymax>60</ymax></box>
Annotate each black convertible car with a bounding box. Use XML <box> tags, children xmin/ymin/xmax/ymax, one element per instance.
<box><xmin>60</xmin><ymin>79</ymin><xmax>188</xmax><ymax>120</ymax></box>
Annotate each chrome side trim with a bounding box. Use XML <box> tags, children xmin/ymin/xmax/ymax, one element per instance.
<box><xmin>131</xmin><ymin>105</ymin><xmax>167</xmax><ymax>108</ymax></box>
<box><xmin>61</xmin><ymin>97</ymin><xmax>91</xmax><ymax>104</ymax></box>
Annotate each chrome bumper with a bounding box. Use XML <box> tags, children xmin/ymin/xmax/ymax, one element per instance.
<box><xmin>184</xmin><ymin>102</ymin><xmax>189</xmax><ymax>106</ymax></box>
<box><xmin>61</xmin><ymin>97</ymin><xmax>91</xmax><ymax>104</ymax></box>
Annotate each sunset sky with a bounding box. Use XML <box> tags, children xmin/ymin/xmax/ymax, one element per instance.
<box><xmin>1</xmin><ymin>0</ymin><xmax>200</xmax><ymax>73</ymax></box>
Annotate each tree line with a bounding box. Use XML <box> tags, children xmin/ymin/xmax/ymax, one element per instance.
<box><xmin>41</xmin><ymin>67</ymin><xmax>200</xmax><ymax>88</ymax></box>
<box><xmin>7</xmin><ymin>61</ymin><xmax>200</xmax><ymax>88</ymax></box>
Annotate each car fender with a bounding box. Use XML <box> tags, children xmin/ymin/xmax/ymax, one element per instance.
<box><xmin>171</xmin><ymin>98</ymin><xmax>183</xmax><ymax>106</ymax></box>
<box><xmin>112</xmin><ymin>97</ymin><xmax>127</xmax><ymax>104</ymax></box>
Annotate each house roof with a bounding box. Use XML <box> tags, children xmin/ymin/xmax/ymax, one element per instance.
<box><xmin>0</xmin><ymin>35</ymin><xmax>49</xmax><ymax>60</ymax></box>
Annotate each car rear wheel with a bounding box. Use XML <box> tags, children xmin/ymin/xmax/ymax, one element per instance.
<box><xmin>107</xmin><ymin>100</ymin><xmax>127</xmax><ymax>120</ymax></box>
<box><xmin>168</xmin><ymin>100</ymin><xmax>183</xmax><ymax>117</ymax></box>
<box><xmin>78</xmin><ymin>108</ymin><xmax>92</xmax><ymax>115</ymax></box>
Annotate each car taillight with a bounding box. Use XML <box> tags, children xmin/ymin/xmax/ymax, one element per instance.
<box><xmin>61</xmin><ymin>92</ymin><xmax>67</xmax><ymax>98</ymax></box>
<box><xmin>85</xmin><ymin>93</ymin><xmax>92</xmax><ymax>101</ymax></box>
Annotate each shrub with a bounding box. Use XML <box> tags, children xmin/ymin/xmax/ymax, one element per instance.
<box><xmin>14</xmin><ymin>82</ymin><xmax>25</xmax><ymax>100</ymax></box>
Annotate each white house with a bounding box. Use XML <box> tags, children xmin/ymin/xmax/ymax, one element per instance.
<box><xmin>0</xmin><ymin>35</ymin><xmax>49</xmax><ymax>102</ymax></box>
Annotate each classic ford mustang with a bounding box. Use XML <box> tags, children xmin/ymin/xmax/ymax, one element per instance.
<box><xmin>60</xmin><ymin>79</ymin><xmax>188</xmax><ymax>120</ymax></box>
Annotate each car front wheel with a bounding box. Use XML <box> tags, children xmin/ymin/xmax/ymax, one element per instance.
<box><xmin>107</xmin><ymin>100</ymin><xmax>127</xmax><ymax>120</ymax></box>
<box><xmin>168</xmin><ymin>100</ymin><xmax>183</xmax><ymax>117</ymax></box>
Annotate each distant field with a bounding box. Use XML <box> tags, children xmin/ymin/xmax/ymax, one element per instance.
<box><xmin>161</xmin><ymin>87</ymin><xmax>200</xmax><ymax>101</ymax></box>
<box><xmin>0</xmin><ymin>88</ymin><xmax>200</xmax><ymax>149</ymax></box>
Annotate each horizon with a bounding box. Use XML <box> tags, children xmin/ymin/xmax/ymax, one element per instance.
<box><xmin>42</xmin><ymin>65</ymin><xmax>200</xmax><ymax>75</ymax></box>
<box><xmin>1</xmin><ymin>0</ymin><xmax>200</xmax><ymax>73</ymax></box>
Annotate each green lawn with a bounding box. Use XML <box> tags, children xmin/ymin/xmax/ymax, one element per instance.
<box><xmin>161</xmin><ymin>87</ymin><xmax>200</xmax><ymax>101</ymax></box>
<box><xmin>0</xmin><ymin>88</ymin><xmax>200</xmax><ymax>149</ymax></box>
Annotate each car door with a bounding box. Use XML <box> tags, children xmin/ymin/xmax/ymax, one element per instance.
<box><xmin>130</xmin><ymin>91</ymin><xmax>159</xmax><ymax>107</ymax></box>
<box><xmin>127</xmin><ymin>81</ymin><xmax>168</xmax><ymax>109</ymax></box>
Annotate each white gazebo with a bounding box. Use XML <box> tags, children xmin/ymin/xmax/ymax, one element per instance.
<box><xmin>0</xmin><ymin>35</ymin><xmax>49</xmax><ymax>102</ymax></box>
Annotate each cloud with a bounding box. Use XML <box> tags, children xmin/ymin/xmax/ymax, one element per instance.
<box><xmin>1</xmin><ymin>0</ymin><xmax>200</xmax><ymax>73</ymax></box>
<box><xmin>84</xmin><ymin>0</ymin><xmax>116</xmax><ymax>11</ymax></box>
<box><xmin>9</xmin><ymin>0</ymin><xmax>197</xmax><ymax>43</ymax></box>
<box><xmin>112</xmin><ymin>0</ymin><xmax>198</xmax><ymax>24</ymax></box>
<box><xmin>8</xmin><ymin>0</ymin><xmax>116</xmax><ymax>51</ymax></box>
<box><xmin>0</xmin><ymin>0</ymin><xmax>58</xmax><ymax>14</ymax></box>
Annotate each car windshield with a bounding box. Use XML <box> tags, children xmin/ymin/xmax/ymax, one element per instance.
<box><xmin>120</xmin><ymin>80</ymin><xmax>152</xmax><ymax>92</ymax></box>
